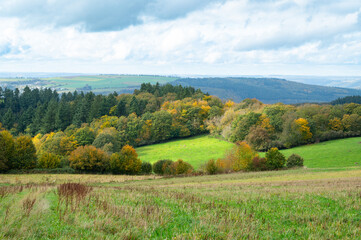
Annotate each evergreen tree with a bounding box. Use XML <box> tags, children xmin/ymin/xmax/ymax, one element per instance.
<box><xmin>3</xmin><ymin>108</ymin><xmax>15</xmax><ymax>130</ymax></box>
<box><xmin>42</xmin><ymin>100</ymin><xmax>58</xmax><ymax>133</ymax></box>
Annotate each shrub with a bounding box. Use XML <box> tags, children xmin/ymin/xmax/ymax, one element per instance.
<box><xmin>225</xmin><ymin>141</ymin><xmax>258</xmax><ymax>171</ymax></box>
<box><xmin>205</xmin><ymin>159</ymin><xmax>218</xmax><ymax>175</ymax></box>
<box><xmin>250</xmin><ymin>156</ymin><xmax>267</xmax><ymax>171</ymax></box>
<box><xmin>286</xmin><ymin>154</ymin><xmax>304</xmax><ymax>168</ymax></box>
<box><xmin>141</xmin><ymin>162</ymin><xmax>152</xmax><ymax>175</ymax></box>
<box><xmin>38</xmin><ymin>152</ymin><xmax>61</xmax><ymax>169</ymax></box>
<box><xmin>109</xmin><ymin>145</ymin><xmax>141</xmax><ymax>174</ymax></box>
<box><xmin>265</xmin><ymin>148</ymin><xmax>286</xmax><ymax>170</ymax></box>
<box><xmin>170</xmin><ymin>159</ymin><xmax>194</xmax><ymax>175</ymax></box>
<box><xmin>153</xmin><ymin>160</ymin><xmax>173</xmax><ymax>175</ymax></box>
<box><xmin>69</xmin><ymin>145</ymin><xmax>109</xmax><ymax>172</ymax></box>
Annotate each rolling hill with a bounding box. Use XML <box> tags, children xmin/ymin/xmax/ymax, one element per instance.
<box><xmin>172</xmin><ymin>77</ymin><xmax>361</xmax><ymax>104</ymax></box>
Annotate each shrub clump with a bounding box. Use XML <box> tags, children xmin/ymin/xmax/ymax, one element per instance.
<box><xmin>141</xmin><ymin>162</ymin><xmax>152</xmax><ymax>175</ymax></box>
<box><xmin>250</xmin><ymin>156</ymin><xmax>267</xmax><ymax>171</ymax></box>
<box><xmin>153</xmin><ymin>160</ymin><xmax>174</xmax><ymax>175</ymax></box>
<box><xmin>109</xmin><ymin>145</ymin><xmax>141</xmax><ymax>175</ymax></box>
<box><xmin>205</xmin><ymin>159</ymin><xmax>218</xmax><ymax>175</ymax></box>
<box><xmin>170</xmin><ymin>159</ymin><xmax>194</xmax><ymax>175</ymax></box>
<box><xmin>265</xmin><ymin>148</ymin><xmax>286</xmax><ymax>170</ymax></box>
<box><xmin>69</xmin><ymin>145</ymin><xmax>109</xmax><ymax>172</ymax></box>
<box><xmin>286</xmin><ymin>154</ymin><xmax>304</xmax><ymax>168</ymax></box>
<box><xmin>38</xmin><ymin>152</ymin><xmax>61</xmax><ymax>169</ymax></box>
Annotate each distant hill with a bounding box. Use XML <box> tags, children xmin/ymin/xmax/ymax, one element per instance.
<box><xmin>331</xmin><ymin>95</ymin><xmax>361</xmax><ymax>105</ymax></box>
<box><xmin>172</xmin><ymin>77</ymin><xmax>361</xmax><ymax>104</ymax></box>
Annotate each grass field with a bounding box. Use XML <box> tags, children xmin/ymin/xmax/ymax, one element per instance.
<box><xmin>0</xmin><ymin>75</ymin><xmax>177</xmax><ymax>93</ymax></box>
<box><xmin>138</xmin><ymin>135</ymin><xmax>361</xmax><ymax>170</ymax></box>
<box><xmin>136</xmin><ymin>135</ymin><xmax>235</xmax><ymax>169</ymax></box>
<box><xmin>1</xmin><ymin>168</ymin><xmax>361</xmax><ymax>239</ymax></box>
<box><xmin>278</xmin><ymin>137</ymin><xmax>361</xmax><ymax>168</ymax></box>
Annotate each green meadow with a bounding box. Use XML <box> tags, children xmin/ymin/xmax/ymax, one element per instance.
<box><xmin>136</xmin><ymin>135</ymin><xmax>235</xmax><ymax>169</ymax></box>
<box><xmin>138</xmin><ymin>135</ymin><xmax>361</xmax><ymax>169</ymax></box>
<box><xmin>43</xmin><ymin>75</ymin><xmax>176</xmax><ymax>92</ymax></box>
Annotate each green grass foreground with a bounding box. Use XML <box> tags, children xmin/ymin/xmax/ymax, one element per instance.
<box><xmin>1</xmin><ymin>168</ymin><xmax>361</xmax><ymax>239</ymax></box>
<box><xmin>137</xmin><ymin>135</ymin><xmax>235</xmax><ymax>169</ymax></box>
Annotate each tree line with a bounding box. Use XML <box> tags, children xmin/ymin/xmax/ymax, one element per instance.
<box><xmin>1</xmin><ymin>82</ymin><xmax>361</xmax><ymax>174</ymax></box>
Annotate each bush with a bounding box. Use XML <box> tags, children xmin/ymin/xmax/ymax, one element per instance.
<box><xmin>109</xmin><ymin>145</ymin><xmax>141</xmax><ymax>175</ymax></box>
<box><xmin>141</xmin><ymin>162</ymin><xmax>152</xmax><ymax>174</ymax></box>
<box><xmin>225</xmin><ymin>141</ymin><xmax>258</xmax><ymax>171</ymax></box>
<box><xmin>205</xmin><ymin>159</ymin><xmax>218</xmax><ymax>175</ymax></box>
<box><xmin>286</xmin><ymin>154</ymin><xmax>304</xmax><ymax>168</ymax></box>
<box><xmin>153</xmin><ymin>160</ymin><xmax>173</xmax><ymax>175</ymax></box>
<box><xmin>170</xmin><ymin>159</ymin><xmax>194</xmax><ymax>175</ymax></box>
<box><xmin>265</xmin><ymin>148</ymin><xmax>286</xmax><ymax>170</ymax></box>
<box><xmin>251</xmin><ymin>156</ymin><xmax>267</xmax><ymax>171</ymax></box>
<box><xmin>69</xmin><ymin>145</ymin><xmax>109</xmax><ymax>172</ymax></box>
<box><xmin>38</xmin><ymin>153</ymin><xmax>61</xmax><ymax>169</ymax></box>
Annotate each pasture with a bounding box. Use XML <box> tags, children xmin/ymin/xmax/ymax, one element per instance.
<box><xmin>137</xmin><ymin>135</ymin><xmax>361</xmax><ymax>170</ymax></box>
<box><xmin>136</xmin><ymin>135</ymin><xmax>235</xmax><ymax>169</ymax></box>
<box><xmin>1</xmin><ymin>168</ymin><xmax>361</xmax><ymax>239</ymax></box>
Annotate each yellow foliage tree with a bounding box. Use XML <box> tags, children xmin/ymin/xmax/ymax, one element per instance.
<box><xmin>226</xmin><ymin>141</ymin><xmax>258</xmax><ymax>171</ymax></box>
<box><xmin>329</xmin><ymin>117</ymin><xmax>343</xmax><ymax>131</ymax></box>
<box><xmin>294</xmin><ymin>118</ymin><xmax>313</xmax><ymax>140</ymax></box>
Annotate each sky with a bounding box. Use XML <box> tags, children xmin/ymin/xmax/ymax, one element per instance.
<box><xmin>0</xmin><ymin>0</ymin><xmax>361</xmax><ymax>76</ymax></box>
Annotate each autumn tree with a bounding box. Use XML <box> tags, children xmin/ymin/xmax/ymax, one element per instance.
<box><xmin>109</xmin><ymin>145</ymin><xmax>141</xmax><ymax>174</ymax></box>
<box><xmin>69</xmin><ymin>145</ymin><xmax>109</xmax><ymax>172</ymax></box>
<box><xmin>0</xmin><ymin>130</ymin><xmax>15</xmax><ymax>172</ymax></box>
<box><xmin>265</xmin><ymin>148</ymin><xmax>285</xmax><ymax>170</ymax></box>
<box><xmin>226</xmin><ymin>141</ymin><xmax>258</xmax><ymax>171</ymax></box>
<box><xmin>12</xmin><ymin>135</ymin><xmax>37</xmax><ymax>169</ymax></box>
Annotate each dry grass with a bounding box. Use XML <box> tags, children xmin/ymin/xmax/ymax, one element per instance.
<box><xmin>1</xmin><ymin>168</ymin><xmax>361</xmax><ymax>239</ymax></box>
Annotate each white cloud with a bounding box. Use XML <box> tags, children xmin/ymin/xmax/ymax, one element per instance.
<box><xmin>0</xmin><ymin>0</ymin><xmax>361</xmax><ymax>75</ymax></box>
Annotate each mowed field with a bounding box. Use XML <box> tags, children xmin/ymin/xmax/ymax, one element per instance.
<box><xmin>1</xmin><ymin>168</ymin><xmax>361</xmax><ymax>239</ymax></box>
<box><xmin>136</xmin><ymin>135</ymin><xmax>235</xmax><ymax>169</ymax></box>
<box><xmin>138</xmin><ymin>135</ymin><xmax>361</xmax><ymax>169</ymax></box>
<box><xmin>43</xmin><ymin>75</ymin><xmax>176</xmax><ymax>92</ymax></box>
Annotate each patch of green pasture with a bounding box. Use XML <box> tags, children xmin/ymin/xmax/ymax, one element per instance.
<box><xmin>136</xmin><ymin>135</ymin><xmax>235</xmax><ymax>169</ymax></box>
<box><xmin>44</xmin><ymin>75</ymin><xmax>177</xmax><ymax>91</ymax></box>
<box><xmin>278</xmin><ymin>137</ymin><xmax>361</xmax><ymax>168</ymax></box>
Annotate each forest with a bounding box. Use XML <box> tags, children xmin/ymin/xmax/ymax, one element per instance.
<box><xmin>1</xmin><ymin>83</ymin><xmax>361</xmax><ymax>174</ymax></box>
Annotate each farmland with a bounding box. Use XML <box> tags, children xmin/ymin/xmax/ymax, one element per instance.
<box><xmin>1</xmin><ymin>168</ymin><xmax>361</xmax><ymax>239</ymax></box>
<box><xmin>137</xmin><ymin>135</ymin><xmax>235</xmax><ymax>169</ymax></box>
<box><xmin>0</xmin><ymin>75</ymin><xmax>176</xmax><ymax>93</ymax></box>
<box><xmin>137</xmin><ymin>135</ymin><xmax>361</xmax><ymax>170</ymax></box>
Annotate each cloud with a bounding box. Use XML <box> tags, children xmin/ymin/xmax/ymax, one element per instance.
<box><xmin>0</xmin><ymin>0</ymin><xmax>223</xmax><ymax>32</ymax></box>
<box><xmin>0</xmin><ymin>0</ymin><xmax>361</xmax><ymax>75</ymax></box>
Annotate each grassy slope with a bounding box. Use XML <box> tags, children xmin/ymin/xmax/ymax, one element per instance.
<box><xmin>279</xmin><ymin>137</ymin><xmax>361</xmax><ymax>168</ymax></box>
<box><xmin>136</xmin><ymin>135</ymin><xmax>235</xmax><ymax>169</ymax></box>
<box><xmin>138</xmin><ymin>135</ymin><xmax>361</xmax><ymax>169</ymax></box>
<box><xmin>1</xmin><ymin>168</ymin><xmax>361</xmax><ymax>239</ymax></box>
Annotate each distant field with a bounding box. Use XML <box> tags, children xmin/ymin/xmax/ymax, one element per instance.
<box><xmin>0</xmin><ymin>75</ymin><xmax>177</xmax><ymax>93</ymax></box>
<box><xmin>136</xmin><ymin>135</ymin><xmax>235</xmax><ymax>169</ymax></box>
<box><xmin>138</xmin><ymin>135</ymin><xmax>361</xmax><ymax>170</ymax></box>
<box><xmin>46</xmin><ymin>75</ymin><xmax>176</xmax><ymax>92</ymax></box>
<box><xmin>1</xmin><ymin>168</ymin><xmax>361</xmax><ymax>239</ymax></box>
<box><xmin>278</xmin><ymin>137</ymin><xmax>361</xmax><ymax>168</ymax></box>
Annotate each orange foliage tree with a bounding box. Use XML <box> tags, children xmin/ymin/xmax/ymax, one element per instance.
<box><xmin>69</xmin><ymin>145</ymin><xmax>109</xmax><ymax>172</ymax></box>
<box><xmin>110</xmin><ymin>145</ymin><xmax>141</xmax><ymax>174</ymax></box>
